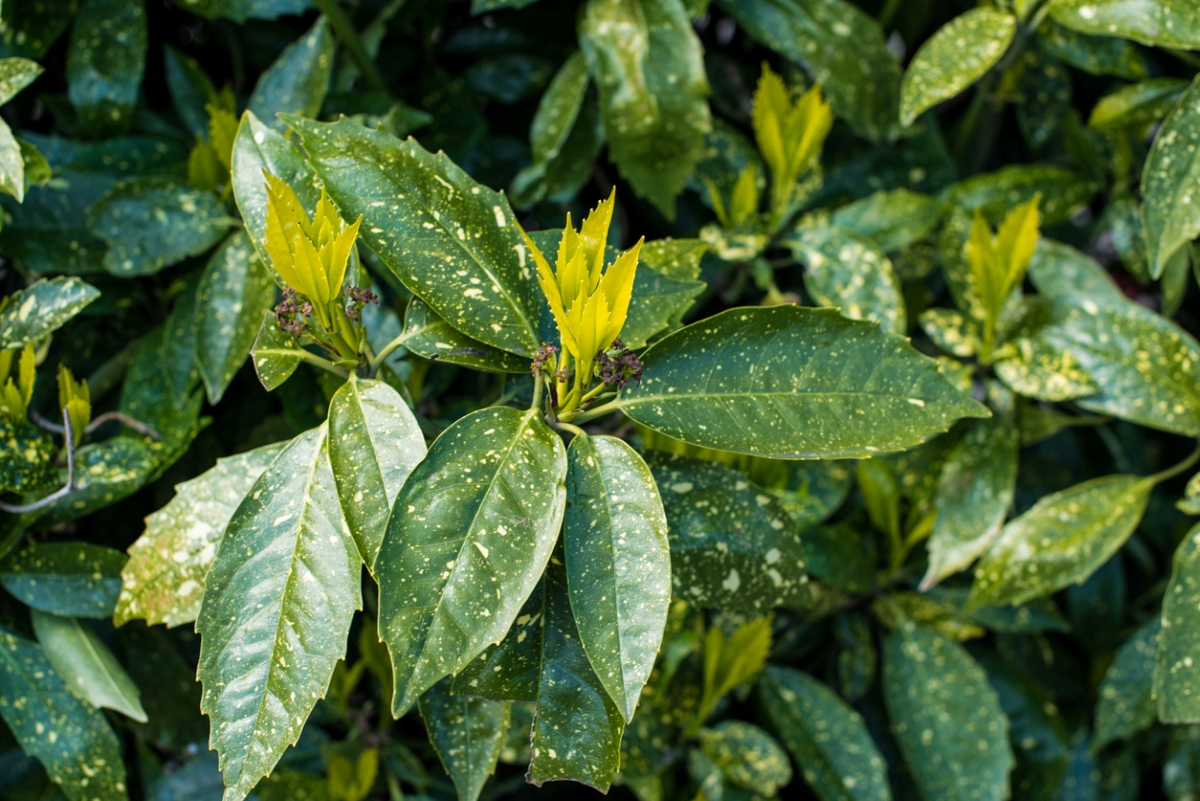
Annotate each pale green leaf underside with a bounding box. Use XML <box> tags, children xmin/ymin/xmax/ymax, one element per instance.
<box><xmin>401</xmin><ymin>297</ymin><xmax>530</xmax><ymax>373</ymax></box>
<box><xmin>251</xmin><ymin>310</ymin><xmax>304</xmax><ymax>391</ymax></box>
<box><xmin>31</xmin><ymin>610</ymin><xmax>147</xmax><ymax>723</ymax></box>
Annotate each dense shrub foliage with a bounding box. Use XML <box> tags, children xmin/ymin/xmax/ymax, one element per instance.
<box><xmin>3</xmin><ymin>0</ymin><xmax>1200</xmax><ymax>800</ymax></box>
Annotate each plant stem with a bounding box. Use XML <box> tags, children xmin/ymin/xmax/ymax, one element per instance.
<box><xmin>296</xmin><ymin>348</ymin><xmax>351</xmax><ymax>378</ymax></box>
<box><xmin>530</xmin><ymin>374</ymin><xmax>543</xmax><ymax>413</ymax></box>
<box><xmin>568</xmin><ymin>398</ymin><xmax>623</xmax><ymax>425</ymax></box>
<box><xmin>369</xmin><ymin>330</ymin><xmax>413</xmax><ymax>373</ymax></box>
<box><xmin>878</xmin><ymin>0</ymin><xmax>902</xmax><ymax>28</ymax></box>
<box><xmin>313</xmin><ymin>0</ymin><xmax>387</xmax><ymax>91</ymax></box>
<box><xmin>1152</xmin><ymin>441</ymin><xmax>1200</xmax><ymax>484</ymax></box>
<box><xmin>554</xmin><ymin>421</ymin><xmax>586</xmax><ymax>438</ymax></box>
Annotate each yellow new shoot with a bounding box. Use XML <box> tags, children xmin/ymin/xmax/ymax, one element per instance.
<box><xmin>56</xmin><ymin>364</ymin><xmax>90</xmax><ymax>447</ymax></box>
<box><xmin>0</xmin><ymin>344</ymin><xmax>34</xmax><ymax>423</ymax></box>
<box><xmin>751</xmin><ymin>64</ymin><xmax>832</xmax><ymax>224</ymax></box>
<box><xmin>967</xmin><ymin>194</ymin><xmax>1041</xmax><ymax>362</ymax></box>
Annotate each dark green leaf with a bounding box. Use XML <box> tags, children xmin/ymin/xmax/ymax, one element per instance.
<box><xmin>0</xmin><ymin>630</ymin><xmax>128</xmax><ymax>801</ymax></box>
<box><xmin>884</xmin><ymin>620</ymin><xmax>1014</xmax><ymax>801</ymax></box>
<box><xmin>31</xmin><ymin>610</ymin><xmax>147</xmax><ymax>723</ymax></box>
<box><xmin>564</xmin><ymin>434</ymin><xmax>670</xmax><ymax>722</ymax></box>
<box><xmin>1093</xmin><ymin>618</ymin><xmax>1159</xmax><ymax>751</ymax></box>
<box><xmin>248</xmin><ymin>16</ymin><xmax>333</xmax><ymax>132</ymax></box>
<box><xmin>1039</xmin><ymin>21</ymin><xmax>1147</xmax><ymax>79</ymax></box>
<box><xmin>0</xmin><ymin>0</ymin><xmax>75</xmax><ymax>59</ymax></box>
<box><xmin>164</xmin><ymin>45</ymin><xmax>217</xmax><ymax>139</ymax></box>
<box><xmin>327</xmin><ymin>376</ymin><xmax>426</xmax><ymax>569</ymax></box>
<box><xmin>1141</xmin><ymin>75</ymin><xmax>1200</xmax><ymax>277</ymax></box>
<box><xmin>419</xmin><ymin>678</ymin><xmax>508</xmax><ymax>801</ymax></box>
<box><xmin>162</xmin><ymin>274</ymin><xmax>202</xmax><ymax>408</ymax></box>
<box><xmin>0</xmin><ymin>542</ymin><xmax>125</xmax><ymax>618</ymax></box>
<box><xmin>1156</xmin><ymin>523</ymin><xmax>1200</xmax><ymax>723</ymax></box>
<box><xmin>451</xmin><ymin>582</ymin><xmax>544</xmax><ymax>702</ymax></box>
<box><xmin>37</xmin><ymin>437</ymin><xmax>161</xmax><ymax>526</ymax></box>
<box><xmin>942</xmin><ymin>165</ymin><xmax>1094</xmax><ymax>225</ymax></box>
<box><xmin>166</xmin><ymin>0</ymin><xmax>311</xmax><ymax>24</ymax></box>
<box><xmin>1049</xmin><ymin>0</ymin><xmax>1200</xmax><ymax>49</ymax></box>
<box><xmin>968</xmin><ymin>474</ymin><xmax>1154</xmax><ymax>609</ymax></box>
<box><xmin>400</xmin><ymin>297</ymin><xmax>530</xmax><ymax>373</ymax></box>
<box><xmin>622</xmin><ymin>264</ymin><xmax>706</xmax><ymax>349</ymax></box>
<box><xmin>617</xmin><ymin>306</ymin><xmax>988</xmax><ymax>459</ymax></box>
<box><xmin>195</xmin><ymin>231</ymin><xmax>278</xmax><ymax>404</ymax></box>
<box><xmin>287</xmin><ymin>116</ymin><xmax>543</xmax><ymax>357</ymax></box>
<box><xmin>800</xmin><ymin>519</ymin><xmax>875</xmax><ymax>594</ymax></box>
<box><xmin>1088</xmin><ymin>78</ymin><xmax>1187</xmax><ymax>131</ymax></box>
<box><xmin>377</xmin><ymin>406</ymin><xmax>566</xmax><ymax>715</ymax></box>
<box><xmin>759</xmin><ymin>665</ymin><xmax>891</xmax><ymax>801</ymax></box>
<box><xmin>791</xmin><ymin>225</ymin><xmax>905</xmax><ymax>333</ymax></box>
<box><xmin>250</xmin><ymin>310</ymin><xmax>303</xmax><ymax>391</ymax></box>
<box><xmin>66</xmin><ymin>0</ymin><xmax>147</xmax><ymax>137</ymax></box>
<box><xmin>698</xmin><ymin>721</ymin><xmax>791</xmax><ymax>794</ymax></box>
<box><xmin>196</xmin><ymin>425</ymin><xmax>362</xmax><ymax>801</ymax></box>
<box><xmin>0</xmin><ymin>276</ymin><xmax>99</xmax><ymax>349</ymax></box>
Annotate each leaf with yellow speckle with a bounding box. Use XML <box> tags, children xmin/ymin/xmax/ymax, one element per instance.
<box><xmin>328</xmin><ymin>377</ymin><xmax>426</xmax><ymax>570</ymax></box>
<box><xmin>943</xmin><ymin>165</ymin><xmax>1094</xmax><ymax>226</ymax></box>
<box><xmin>565</xmin><ymin>434</ymin><xmax>670</xmax><ymax>722</ymax></box>
<box><xmin>828</xmin><ymin>189</ymin><xmax>943</xmax><ymax>253</ymax></box>
<box><xmin>1156</xmin><ymin>522</ymin><xmax>1200</xmax><ymax>723</ymax></box>
<box><xmin>0</xmin><ymin>542</ymin><xmax>126</xmax><ymax>619</ymax></box>
<box><xmin>114</xmin><ymin>441</ymin><xmax>285</xmax><ymax>629</ymax></box>
<box><xmin>196</xmin><ymin>425</ymin><xmax>362</xmax><ymax>801</ymax></box>
<box><xmin>618</xmin><ymin>306</ymin><xmax>989</xmax><ymax>459</ymax></box>
<box><xmin>401</xmin><ymin>297</ymin><xmax>530</xmax><ymax>374</ymax></box>
<box><xmin>967</xmin><ymin>474</ymin><xmax>1154</xmax><ymax>610</ymax></box>
<box><xmin>759</xmin><ymin>665</ymin><xmax>891</xmax><ymax>801</ymax></box>
<box><xmin>66</xmin><ymin>0</ymin><xmax>146</xmax><ymax>138</ymax></box>
<box><xmin>790</xmin><ymin>225</ymin><xmax>905</xmax><ymax>333</ymax></box>
<box><xmin>698</xmin><ymin>721</ymin><xmax>792</xmax><ymax>795</ymax></box>
<box><xmin>377</xmin><ymin>406</ymin><xmax>567</xmax><ymax>716</ymax></box>
<box><xmin>1093</xmin><ymin>617</ymin><xmax>1159</xmax><ymax>750</ymax></box>
<box><xmin>528</xmin><ymin>549</ymin><xmax>625</xmax><ymax>791</ymax></box>
<box><xmin>419</xmin><ymin>677</ymin><xmax>509</xmax><ymax>801</ymax></box>
<box><xmin>1049</xmin><ymin>0</ymin><xmax>1200</xmax><ymax>49</ymax></box>
<box><xmin>1141</xmin><ymin>75</ymin><xmax>1200</xmax><ymax>278</ymax></box>
<box><xmin>246</xmin><ymin>16</ymin><xmax>334</xmax><ymax>133</ymax></box>
<box><xmin>250</xmin><ymin>310</ymin><xmax>304</xmax><ymax>391</ymax></box>
<box><xmin>1088</xmin><ymin>77</ymin><xmax>1187</xmax><ymax>132</ymax></box>
<box><xmin>900</xmin><ymin>8</ymin><xmax>1016</xmax><ymax>127</ymax></box>
<box><xmin>0</xmin><ymin>629</ymin><xmax>128</xmax><ymax>801</ymax></box>
<box><xmin>647</xmin><ymin>453</ymin><xmax>808</xmax><ymax>613</ymax></box>
<box><xmin>451</xmin><ymin>583</ymin><xmax>544</xmax><ymax>702</ymax></box>
<box><xmin>883</xmin><ymin>620</ymin><xmax>1013</xmax><ymax>801</ymax></box>
<box><xmin>0</xmin><ymin>276</ymin><xmax>100</xmax><ymax>350</ymax></box>
<box><xmin>36</xmin><ymin>437</ymin><xmax>161</xmax><ymax>527</ymax></box>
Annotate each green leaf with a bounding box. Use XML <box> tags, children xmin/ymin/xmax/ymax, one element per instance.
<box><xmin>801</xmin><ymin>520</ymin><xmax>876</xmax><ymax>594</ymax></box>
<box><xmin>162</xmin><ymin>273</ymin><xmax>202</xmax><ymax>408</ymax></box>
<box><xmin>528</xmin><ymin>550</ymin><xmax>625</xmax><ymax>791</ymax></box>
<box><xmin>164</xmin><ymin>45</ymin><xmax>218</xmax><ymax>139</ymax></box>
<box><xmin>1039</xmin><ymin>19</ymin><xmax>1147</xmax><ymax>79</ymax></box>
<box><xmin>883</xmin><ymin>620</ymin><xmax>1014</xmax><ymax>801</ymax></box>
<box><xmin>1088</xmin><ymin>77</ymin><xmax>1187</xmax><ymax>131</ymax></box>
<box><xmin>921</xmin><ymin>413</ymin><xmax>1019</xmax><ymax>590</ymax></box>
<box><xmin>1027</xmin><ymin>239</ymin><xmax>1124</xmax><ymax>304</ymax></box>
<box><xmin>648</xmin><ymin>453</ymin><xmax>808</xmax><ymax>612</ymax></box>
<box><xmin>0</xmin><ymin>543</ymin><xmax>125</xmax><ymax>619</ymax></box>
<box><xmin>942</xmin><ymin>164</ymin><xmax>1094</xmax><ymax>225</ymax></box>
<box><xmin>759</xmin><ymin>665</ymin><xmax>891</xmax><ymax>801</ymax></box>
<box><xmin>1156</xmin><ymin>523</ymin><xmax>1200</xmax><ymax>723</ymax></box>
<box><xmin>0</xmin><ymin>630</ymin><xmax>128</xmax><ymax>801</ymax></box>
<box><xmin>166</xmin><ymin>0</ymin><xmax>311</xmax><ymax>23</ymax></box>
<box><xmin>1180</xmin><ymin>472</ymin><xmax>1200</xmax><ymax>515</ymax></box>
<box><xmin>1093</xmin><ymin>618</ymin><xmax>1159</xmax><ymax>751</ymax></box>
<box><xmin>617</xmin><ymin>306</ymin><xmax>988</xmax><ymax>459</ymax></box>
<box><xmin>88</xmin><ymin>178</ymin><xmax>234</xmax><ymax>277</ymax></box>
<box><xmin>968</xmin><ymin>474</ymin><xmax>1154</xmax><ymax>610</ymax></box>
<box><xmin>401</xmin><ymin>297</ymin><xmax>530</xmax><ymax>373</ymax></box>
<box><xmin>327</xmin><ymin>376</ymin><xmax>426</xmax><ymax>569</ymax></box>
<box><xmin>0</xmin><ymin>276</ymin><xmax>99</xmax><ymax>349</ymax></box>
<box><xmin>716</xmin><ymin>0</ymin><xmax>899</xmax><ymax>142</ymax></box>
<box><xmin>248</xmin><ymin>16</ymin><xmax>334</xmax><ymax>132</ymax></box>
<box><xmin>0</xmin><ymin>0</ymin><xmax>74</xmax><ymax>59</ymax></box>
<box><xmin>698</xmin><ymin>721</ymin><xmax>792</xmax><ymax>795</ymax></box>
<box><xmin>564</xmin><ymin>434</ymin><xmax>670</xmax><ymax>722</ymax></box>
<box><xmin>196</xmin><ymin>425</ymin><xmax>362</xmax><ymax>801</ymax></box>
<box><xmin>31</xmin><ymin>610</ymin><xmax>147</xmax><ymax>723</ymax></box>
<box><xmin>0</xmin><ymin>117</ymin><xmax>23</xmax><ymax>202</ymax></box>
<box><xmin>827</xmin><ymin>189</ymin><xmax>943</xmax><ymax>253</ymax></box>
<box><xmin>195</xmin><ymin>231</ymin><xmax>278</xmax><ymax>404</ymax></box>
<box><xmin>0</xmin><ymin>56</ymin><xmax>41</xmax><ymax>106</ymax></box>
<box><xmin>37</xmin><ymin>437</ymin><xmax>162</xmax><ymax>526</ymax></box>
<box><xmin>451</xmin><ymin>582</ymin><xmax>544</xmax><ymax>702</ymax></box>
<box><xmin>790</xmin><ymin>226</ymin><xmax>905</xmax><ymax>334</ymax></box>
<box><xmin>250</xmin><ymin>310</ymin><xmax>304</xmax><ymax>391</ymax></box>
<box><xmin>621</xmin><ymin>264</ymin><xmax>706</xmax><ymax>349</ymax></box>
<box><xmin>377</xmin><ymin>406</ymin><xmax>566</xmax><ymax>715</ymax></box>
<box><xmin>1142</xmin><ymin>76</ymin><xmax>1200</xmax><ymax>277</ymax></box>
<box><xmin>230</xmin><ymin>109</ymin><xmax>320</xmax><ymax>268</ymax></box>
<box><xmin>900</xmin><ymin>8</ymin><xmax>1016</xmax><ymax>127</ymax></box>
<box><xmin>640</xmin><ymin>237</ymin><xmax>707</xmax><ymax>281</ymax></box>
<box><xmin>66</xmin><ymin>0</ymin><xmax>147</xmax><ymax>137</ymax></box>
<box><xmin>287</xmin><ymin>116</ymin><xmax>543</xmax><ymax>358</ymax></box>
<box><xmin>114</xmin><ymin>442</ymin><xmax>285</xmax><ymax>629</ymax></box>
<box><xmin>1049</xmin><ymin>0</ymin><xmax>1200</xmax><ymax>49</ymax></box>
<box><xmin>578</xmin><ymin>0</ymin><xmax>710</xmax><ymax>219</ymax></box>
<box><xmin>419</xmin><ymin>678</ymin><xmax>508</xmax><ymax>801</ymax></box>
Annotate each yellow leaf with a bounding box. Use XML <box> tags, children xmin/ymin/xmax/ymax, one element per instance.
<box><xmin>728</xmin><ymin>165</ymin><xmax>760</xmax><ymax>226</ymax></box>
<box><xmin>17</xmin><ymin>344</ymin><xmax>34</xmax><ymax>409</ymax></box>
<box><xmin>966</xmin><ymin>212</ymin><xmax>999</xmax><ymax>317</ymax></box>
<box><xmin>263</xmin><ymin>172</ymin><xmax>313</xmax><ymax>290</ymax></box>
<box><xmin>578</xmin><ymin>188</ymin><xmax>616</xmax><ymax>290</ymax></box>
<box><xmin>598</xmin><ymin>237</ymin><xmax>643</xmax><ymax>348</ymax></box>
<box><xmin>324</xmin><ymin>215</ymin><xmax>363</xmax><ymax>301</ymax></box>
<box><xmin>187</xmin><ymin>137</ymin><xmax>222</xmax><ymax>193</ymax></box>
<box><xmin>0</xmin><ymin>349</ymin><xmax>13</xmax><ymax>386</ymax></box>
<box><xmin>292</xmin><ymin>231</ymin><xmax>331</xmax><ymax>305</ymax></box>
<box><xmin>576</xmin><ymin>289</ymin><xmax>610</xmax><ymax>366</ymax></box>
<box><xmin>994</xmin><ymin>194</ymin><xmax>1041</xmax><ymax>301</ymax></box>
<box><xmin>56</xmin><ymin>365</ymin><xmax>90</xmax><ymax>445</ymax></box>
<box><xmin>525</xmin><ymin>230</ymin><xmax>578</xmax><ymax>358</ymax></box>
<box><xmin>702</xmin><ymin>177</ymin><xmax>731</xmax><ymax>228</ymax></box>
<box><xmin>207</xmin><ymin>103</ymin><xmax>238</xmax><ymax>171</ymax></box>
<box><xmin>786</xmin><ymin>84</ymin><xmax>832</xmax><ymax>182</ymax></box>
<box><xmin>0</xmin><ymin>380</ymin><xmax>22</xmax><ymax>421</ymax></box>
<box><xmin>752</xmin><ymin>64</ymin><xmax>790</xmax><ymax>181</ymax></box>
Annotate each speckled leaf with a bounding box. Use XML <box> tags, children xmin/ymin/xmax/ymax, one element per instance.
<box><xmin>164</xmin><ymin>45</ymin><xmax>217</xmax><ymax>139</ymax></box>
<box><xmin>0</xmin><ymin>57</ymin><xmax>41</xmax><ymax>106</ymax></box>
<box><xmin>287</xmin><ymin>116</ymin><xmax>542</xmax><ymax>357</ymax></box>
<box><xmin>247</xmin><ymin>16</ymin><xmax>333</xmax><ymax>132</ymax></box>
<box><xmin>88</xmin><ymin>178</ymin><xmax>234</xmax><ymax>277</ymax></box>
<box><xmin>564</xmin><ymin>434</ymin><xmax>669</xmax><ymax>722</ymax></box>
<box><xmin>647</xmin><ymin>454</ymin><xmax>808</xmax><ymax>613</ymax></box>
<box><xmin>1180</xmin><ymin>472</ymin><xmax>1200</xmax><ymax>515</ymax></box>
<box><xmin>760</xmin><ymin>666</ymin><xmax>891</xmax><ymax>801</ymax></box>
<box><xmin>900</xmin><ymin>8</ymin><xmax>1016</xmax><ymax>127</ymax></box>
<box><xmin>1040</xmin><ymin>19</ymin><xmax>1147</xmax><ymax>79</ymax></box>
<box><xmin>162</xmin><ymin>274</ymin><xmax>202</xmax><ymax>408</ymax></box>
<box><xmin>66</xmin><ymin>0</ymin><xmax>146</xmax><ymax>137</ymax></box>
<box><xmin>617</xmin><ymin>306</ymin><xmax>988</xmax><ymax>459</ymax></box>
<box><xmin>1156</xmin><ymin>523</ymin><xmax>1200</xmax><ymax>723</ymax></box>
<box><xmin>195</xmin><ymin>231</ymin><xmax>278</xmax><ymax>404</ymax></box>
<box><xmin>921</xmin><ymin>413</ymin><xmax>1019</xmax><ymax>590</ymax></box>
<box><xmin>528</xmin><ymin>552</ymin><xmax>625</xmax><ymax>791</ymax></box>
<box><xmin>196</xmin><ymin>425</ymin><xmax>361</xmax><ymax>801</ymax></box>
<box><xmin>0</xmin><ymin>543</ymin><xmax>125</xmax><ymax>619</ymax></box>
<box><xmin>0</xmin><ymin>276</ymin><xmax>99</xmax><ymax>349</ymax></box>
<box><xmin>578</xmin><ymin>0</ymin><xmax>710</xmax><ymax>219</ymax></box>
<box><xmin>231</xmin><ymin>110</ymin><xmax>320</xmax><ymax>268</ymax></box>
<box><xmin>377</xmin><ymin>406</ymin><xmax>567</xmax><ymax>715</ymax></box>
<box><xmin>250</xmin><ymin>310</ymin><xmax>303</xmax><ymax>391</ymax></box>
<box><xmin>114</xmin><ymin>442</ymin><xmax>285</xmax><ymax>629</ymax></box>
<box><xmin>1093</xmin><ymin>618</ymin><xmax>1159</xmax><ymax>750</ymax></box>
<box><xmin>419</xmin><ymin>677</ymin><xmax>508</xmax><ymax>801</ymax></box>
<box><xmin>715</xmin><ymin>0</ymin><xmax>900</xmax><ymax>142</ymax></box>
<box><xmin>166</xmin><ymin>0</ymin><xmax>311</xmax><ymax>24</ymax></box>
<box><xmin>0</xmin><ymin>117</ymin><xmax>22</xmax><ymax>203</ymax></box>
<box><xmin>827</xmin><ymin>189</ymin><xmax>943</xmax><ymax>253</ymax></box>
<box><xmin>942</xmin><ymin>165</ymin><xmax>1094</xmax><ymax>225</ymax></box>
<box><xmin>0</xmin><ymin>0</ymin><xmax>74</xmax><ymax>59</ymax></box>
<box><xmin>36</xmin><ymin>437</ymin><xmax>161</xmax><ymax>527</ymax></box>
<box><xmin>0</xmin><ymin>630</ymin><xmax>128</xmax><ymax>801</ymax></box>
<box><xmin>884</xmin><ymin>620</ymin><xmax>1013</xmax><ymax>801</ymax></box>
<box><xmin>698</xmin><ymin>721</ymin><xmax>792</xmax><ymax>794</ymax></box>
<box><xmin>1027</xmin><ymin>239</ymin><xmax>1125</xmax><ymax>304</ymax></box>
<box><xmin>968</xmin><ymin>474</ymin><xmax>1153</xmax><ymax>610</ymax></box>
<box><xmin>1049</xmin><ymin>0</ymin><xmax>1200</xmax><ymax>49</ymax></box>
<box><xmin>328</xmin><ymin>377</ymin><xmax>426</xmax><ymax>569</ymax></box>
<box><xmin>621</xmin><ymin>265</ymin><xmax>706</xmax><ymax>349</ymax></box>
<box><xmin>791</xmin><ymin>226</ymin><xmax>905</xmax><ymax>334</ymax></box>
<box><xmin>118</xmin><ymin>327</ymin><xmax>206</xmax><ymax>456</ymax></box>
<box><xmin>401</xmin><ymin>297</ymin><xmax>530</xmax><ymax>373</ymax></box>
<box><xmin>1142</xmin><ymin>76</ymin><xmax>1200</xmax><ymax>277</ymax></box>
<box><xmin>31</xmin><ymin>610</ymin><xmax>147</xmax><ymax>723</ymax></box>
<box><xmin>1088</xmin><ymin>77</ymin><xmax>1187</xmax><ymax>131</ymax></box>
<box><xmin>451</xmin><ymin>582</ymin><xmax>544</xmax><ymax>702</ymax></box>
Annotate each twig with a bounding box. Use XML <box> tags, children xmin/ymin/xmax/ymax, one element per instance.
<box><xmin>0</xmin><ymin>409</ymin><xmax>78</xmax><ymax>515</ymax></box>
<box><xmin>31</xmin><ymin>408</ymin><xmax>161</xmax><ymax>441</ymax></box>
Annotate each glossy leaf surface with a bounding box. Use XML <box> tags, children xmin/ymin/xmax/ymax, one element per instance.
<box><xmin>66</xmin><ymin>0</ymin><xmax>146</xmax><ymax>137</ymax></box>
<box><xmin>247</xmin><ymin>16</ymin><xmax>334</xmax><ymax>132</ymax></box>
<box><xmin>31</xmin><ymin>610</ymin><xmax>147</xmax><ymax>723</ymax></box>
<box><xmin>419</xmin><ymin>678</ymin><xmax>508</xmax><ymax>801</ymax></box>
<box><xmin>0</xmin><ymin>542</ymin><xmax>125</xmax><ymax>618</ymax></box>
<box><xmin>1049</xmin><ymin>0</ymin><xmax>1200</xmax><ymax>49</ymax></box>
<box><xmin>1157</xmin><ymin>523</ymin><xmax>1200</xmax><ymax>723</ymax></box>
<box><xmin>1142</xmin><ymin>76</ymin><xmax>1200</xmax><ymax>277</ymax></box>
<box><xmin>791</xmin><ymin>225</ymin><xmax>905</xmax><ymax>333</ymax></box>
<box><xmin>0</xmin><ymin>277</ymin><xmax>99</xmax><ymax>349</ymax></box>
